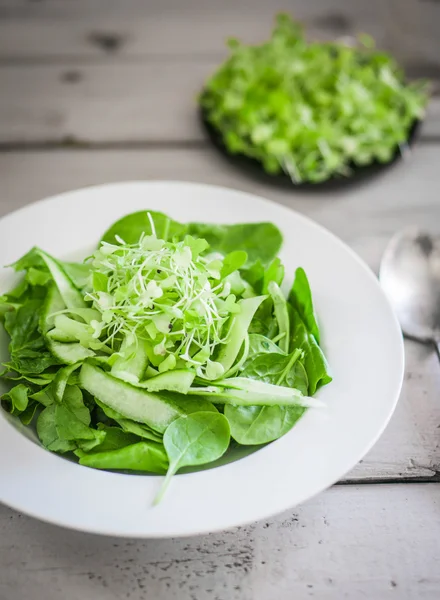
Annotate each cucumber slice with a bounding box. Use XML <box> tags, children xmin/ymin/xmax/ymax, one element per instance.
<box><xmin>136</xmin><ymin>369</ymin><xmax>195</xmax><ymax>394</ymax></box>
<box><xmin>37</xmin><ymin>249</ymin><xmax>87</xmax><ymax>310</ymax></box>
<box><xmin>80</xmin><ymin>363</ymin><xmax>183</xmax><ymax>433</ymax></box>
<box><xmin>50</xmin><ymin>341</ymin><xmax>95</xmax><ymax>365</ymax></box>
<box><xmin>111</xmin><ymin>335</ymin><xmax>149</xmax><ymax>384</ymax></box>
<box><xmin>216</xmin><ymin>295</ymin><xmax>266</xmax><ymax>373</ymax></box>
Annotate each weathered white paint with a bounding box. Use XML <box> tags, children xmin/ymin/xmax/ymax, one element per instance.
<box><xmin>1</xmin><ymin>484</ymin><xmax>439</xmax><ymax>600</ymax></box>
<box><xmin>0</xmin><ymin>0</ymin><xmax>438</xmax><ymax>70</ymax></box>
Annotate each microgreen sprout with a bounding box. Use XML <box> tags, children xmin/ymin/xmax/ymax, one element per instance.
<box><xmin>85</xmin><ymin>225</ymin><xmax>241</xmax><ymax>374</ymax></box>
<box><xmin>200</xmin><ymin>13</ymin><xmax>429</xmax><ymax>183</ymax></box>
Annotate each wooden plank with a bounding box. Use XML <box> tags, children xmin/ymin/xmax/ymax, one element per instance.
<box><xmin>1</xmin><ymin>484</ymin><xmax>439</xmax><ymax>599</ymax></box>
<box><xmin>0</xmin><ymin>62</ymin><xmax>439</xmax><ymax>145</ymax></box>
<box><xmin>0</xmin><ymin>0</ymin><xmax>439</xmax><ymax>74</ymax></box>
<box><xmin>1</xmin><ymin>146</ymin><xmax>440</xmax><ymax>482</ymax></box>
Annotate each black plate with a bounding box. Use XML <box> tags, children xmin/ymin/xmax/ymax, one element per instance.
<box><xmin>200</xmin><ymin>108</ymin><xmax>421</xmax><ymax>191</ymax></box>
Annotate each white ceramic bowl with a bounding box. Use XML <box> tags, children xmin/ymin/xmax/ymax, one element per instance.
<box><xmin>0</xmin><ymin>182</ymin><xmax>404</xmax><ymax>537</ymax></box>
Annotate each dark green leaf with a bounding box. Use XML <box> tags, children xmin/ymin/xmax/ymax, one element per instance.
<box><xmin>225</xmin><ymin>404</ymin><xmax>304</xmax><ymax>445</ymax></box>
<box><xmin>262</xmin><ymin>258</ymin><xmax>285</xmax><ymax>294</ymax></box>
<box><xmin>19</xmin><ymin>401</ymin><xmax>39</xmax><ymax>425</ymax></box>
<box><xmin>77</xmin><ymin>441</ymin><xmax>168</xmax><ymax>473</ymax></box>
<box><xmin>289</xmin><ymin>267</ymin><xmax>320</xmax><ymax>342</ymax></box>
<box><xmin>220</xmin><ymin>250</ymin><xmax>248</xmax><ymax>278</ymax></box>
<box><xmin>101</xmin><ymin>210</ymin><xmax>188</xmax><ymax>245</ymax></box>
<box><xmin>1</xmin><ymin>383</ymin><xmax>30</xmax><ymax>413</ymax></box>
<box><xmin>154</xmin><ymin>412</ymin><xmax>230</xmax><ymax>503</ymax></box>
<box><xmin>188</xmin><ymin>222</ymin><xmax>282</xmax><ymax>266</ymax></box>
<box><xmin>289</xmin><ymin>307</ymin><xmax>331</xmax><ymax>395</ymax></box>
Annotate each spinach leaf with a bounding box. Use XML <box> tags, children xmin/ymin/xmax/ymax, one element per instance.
<box><xmin>224</xmin><ymin>349</ymin><xmax>308</xmax><ymax>445</ymax></box>
<box><xmin>240</xmin><ymin>350</ymin><xmax>301</xmax><ymax>386</ymax></box>
<box><xmin>154</xmin><ymin>412</ymin><xmax>230</xmax><ymax>504</ymax></box>
<box><xmin>225</xmin><ymin>404</ymin><xmax>304</xmax><ymax>445</ymax></box>
<box><xmin>247</xmin><ymin>334</ymin><xmax>285</xmax><ymax>360</ymax></box>
<box><xmin>188</xmin><ymin>222</ymin><xmax>282</xmax><ymax>266</ymax></box>
<box><xmin>77</xmin><ymin>441</ymin><xmax>168</xmax><ymax>473</ymax></box>
<box><xmin>240</xmin><ymin>259</ymin><xmax>265</xmax><ymax>291</ymax></box>
<box><xmin>101</xmin><ymin>210</ymin><xmax>188</xmax><ymax>245</ymax></box>
<box><xmin>289</xmin><ymin>267</ymin><xmax>320</xmax><ymax>343</ymax></box>
<box><xmin>289</xmin><ymin>306</ymin><xmax>331</xmax><ymax>395</ymax></box>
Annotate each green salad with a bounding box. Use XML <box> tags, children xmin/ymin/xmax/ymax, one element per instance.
<box><xmin>200</xmin><ymin>14</ymin><xmax>428</xmax><ymax>183</ymax></box>
<box><xmin>0</xmin><ymin>210</ymin><xmax>331</xmax><ymax>502</ymax></box>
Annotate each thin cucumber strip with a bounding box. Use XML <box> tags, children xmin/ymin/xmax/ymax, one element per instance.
<box><xmin>37</xmin><ymin>249</ymin><xmax>87</xmax><ymax>310</ymax></box>
<box><xmin>41</xmin><ymin>285</ymin><xmax>94</xmax><ymax>364</ymax></box>
<box><xmin>80</xmin><ymin>363</ymin><xmax>184</xmax><ymax>433</ymax></box>
<box><xmin>111</xmin><ymin>335</ymin><xmax>149</xmax><ymax>384</ymax></box>
<box><xmin>40</xmin><ymin>284</ymin><xmax>65</xmax><ymax>334</ymax></box>
<box><xmin>216</xmin><ymin>295</ymin><xmax>265</xmax><ymax>373</ymax></box>
<box><xmin>135</xmin><ymin>370</ymin><xmax>195</xmax><ymax>394</ymax></box>
<box><xmin>50</xmin><ymin>341</ymin><xmax>95</xmax><ymax>365</ymax></box>
<box><xmin>189</xmin><ymin>377</ymin><xmax>322</xmax><ymax>407</ymax></box>
<box><xmin>268</xmin><ymin>281</ymin><xmax>290</xmax><ymax>353</ymax></box>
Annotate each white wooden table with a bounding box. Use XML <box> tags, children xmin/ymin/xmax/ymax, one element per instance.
<box><xmin>1</xmin><ymin>2</ymin><xmax>440</xmax><ymax>598</ymax></box>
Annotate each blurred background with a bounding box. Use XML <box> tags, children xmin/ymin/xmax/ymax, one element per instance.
<box><xmin>1</xmin><ymin>0</ymin><xmax>439</xmax><ymax>147</ymax></box>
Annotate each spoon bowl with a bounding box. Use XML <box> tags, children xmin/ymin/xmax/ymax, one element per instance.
<box><xmin>380</xmin><ymin>228</ymin><xmax>440</xmax><ymax>355</ymax></box>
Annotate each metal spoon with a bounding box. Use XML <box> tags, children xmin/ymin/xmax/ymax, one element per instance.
<box><xmin>380</xmin><ymin>229</ymin><xmax>440</xmax><ymax>360</ymax></box>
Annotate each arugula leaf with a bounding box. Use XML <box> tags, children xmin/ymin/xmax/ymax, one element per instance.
<box><xmin>1</xmin><ymin>383</ymin><xmax>30</xmax><ymax>414</ymax></box>
<box><xmin>37</xmin><ymin>404</ymin><xmax>77</xmax><ymax>453</ymax></box>
<box><xmin>290</xmin><ymin>267</ymin><xmax>320</xmax><ymax>343</ymax></box>
<box><xmin>154</xmin><ymin>412</ymin><xmax>230</xmax><ymax>504</ymax></box>
<box><xmin>188</xmin><ymin>222</ymin><xmax>282</xmax><ymax>266</ymax></box>
<box><xmin>3</xmin><ymin>299</ymin><xmax>59</xmax><ymax>374</ymax></box>
<box><xmin>19</xmin><ymin>401</ymin><xmax>39</xmax><ymax>425</ymax></box>
<box><xmin>9</xmin><ymin>247</ymin><xmax>46</xmax><ymax>272</ymax></box>
<box><xmin>36</xmin><ymin>386</ymin><xmax>105</xmax><ymax>452</ymax></box>
<box><xmin>101</xmin><ymin>210</ymin><xmax>188</xmax><ymax>245</ymax></box>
